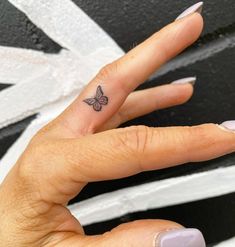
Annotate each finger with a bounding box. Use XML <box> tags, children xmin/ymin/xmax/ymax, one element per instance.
<box><xmin>67</xmin><ymin>124</ymin><xmax>235</xmax><ymax>183</ymax></box>
<box><xmin>55</xmin><ymin>220</ymin><xmax>205</xmax><ymax>247</ymax></box>
<box><xmin>52</xmin><ymin>13</ymin><xmax>203</xmax><ymax>137</ymax></box>
<box><xmin>37</xmin><ymin>123</ymin><xmax>235</xmax><ymax>204</ymax></box>
<box><xmin>102</xmin><ymin>80</ymin><xmax>194</xmax><ymax>130</ymax></box>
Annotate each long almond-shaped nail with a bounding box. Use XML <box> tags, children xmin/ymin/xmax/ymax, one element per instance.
<box><xmin>171</xmin><ymin>77</ymin><xmax>196</xmax><ymax>86</ymax></box>
<box><xmin>176</xmin><ymin>2</ymin><xmax>204</xmax><ymax>20</ymax></box>
<box><xmin>220</xmin><ymin>121</ymin><xmax>235</xmax><ymax>131</ymax></box>
<box><xmin>156</xmin><ymin>228</ymin><xmax>206</xmax><ymax>247</ymax></box>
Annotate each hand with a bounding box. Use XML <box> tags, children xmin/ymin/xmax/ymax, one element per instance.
<box><xmin>1</xmin><ymin>9</ymin><xmax>235</xmax><ymax>247</ymax></box>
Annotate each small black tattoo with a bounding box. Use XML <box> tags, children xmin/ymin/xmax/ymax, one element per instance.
<box><xmin>83</xmin><ymin>85</ymin><xmax>109</xmax><ymax>112</ymax></box>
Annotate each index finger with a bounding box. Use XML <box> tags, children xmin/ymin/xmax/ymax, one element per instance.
<box><xmin>32</xmin><ymin>123</ymin><xmax>235</xmax><ymax>205</ymax></box>
<box><xmin>53</xmin><ymin>13</ymin><xmax>203</xmax><ymax>137</ymax></box>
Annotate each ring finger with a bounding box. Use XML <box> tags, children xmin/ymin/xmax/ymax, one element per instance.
<box><xmin>101</xmin><ymin>78</ymin><xmax>195</xmax><ymax>131</ymax></box>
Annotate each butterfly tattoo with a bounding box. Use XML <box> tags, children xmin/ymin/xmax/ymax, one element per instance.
<box><xmin>83</xmin><ymin>85</ymin><xmax>109</xmax><ymax>112</ymax></box>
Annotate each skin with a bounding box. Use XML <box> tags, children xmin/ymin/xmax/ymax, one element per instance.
<box><xmin>1</xmin><ymin>13</ymin><xmax>235</xmax><ymax>247</ymax></box>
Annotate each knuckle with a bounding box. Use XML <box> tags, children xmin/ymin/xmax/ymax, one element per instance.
<box><xmin>97</xmin><ymin>61</ymin><xmax>119</xmax><ymax>81</ymax></box>
<box><xmin>190</xmin><ymin>125</ymin><xmax>207</xmax><ymax>141</ymax></box>
<box><xmin>117</xmin><ymin>125</ymin><xmax>154</xmax><ymax>157</ymax></box>
<box><xmin>135</xmin><ymin>125</ymin><xmax>154</xmax><ymax>154</ymax></box>
<box><xmin>193</xmin><ymin>124</ymin><xmax>217</xmax><ymax>145</ymax></box>
<box><xmin>183</xmin><ymin>124</ymin><xmax>216</xmax><ymax>149</ymax></box>
<box><xmin>97</xmin><ymin>61</ymin><xmax>130</xmax><ymax>93</ymax></box>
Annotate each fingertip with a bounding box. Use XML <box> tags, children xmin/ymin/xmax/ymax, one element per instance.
<box><xmin>156</xmin><ymin>228</ymin><xmax>206</xmax><ymax>247</ymax></box>
<box><xmin>194</xmin><ymin>12</ymin><xmax>204</xmax><ymax>35</ymax></box>
<box><xmin>179</xmin><ymin>83</ymin><xmax>194</xmax><ymax>104</ymax></box>
<box><xmin>173</xmin><ymin>13</ymin><xmax>204</xmax><ymax>47</ymax></box>
<box><xmin>168</xmin><ymin>82</ymin><xmax>194</xmax><ymax>105</ymax></box>
<box><xmin>158</xmin><ymin>13</ymin><xmax>204</xmax><ymax>61</ymax></box>
<box><xmin>185</xmin><ymin>13</ymin><xmax>204</xmax><ymax>41</ymax></box>
<box><xmin>87</xmin><ymin>220</ymin><xmax>184</xmax><ymax>247</ymax></box>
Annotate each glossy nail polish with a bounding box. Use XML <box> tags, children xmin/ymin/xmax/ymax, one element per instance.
<box><xmin>220</xmin><ymin>121</ymin><xmax>235</xmax><ymax>131</ymax></box>
<box><xmin>156</xmin><ymin>228</ymin><xmax>206</xmax><ymax>247</ymax></box>
<box><xmin>176</xmin><ymin>2</ymin><xmax>204</xmax><ymax>20</ymax></box>
<box><xmin>171</xmin><ymin>77</ymin><xmax>196</xmax><ymax>86</ymax></box>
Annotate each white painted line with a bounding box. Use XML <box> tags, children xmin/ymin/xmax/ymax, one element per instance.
<box><xmin>0</xmin><ymin>65</ymin><xmax>69</xmax><ymax>129</ymax></box>
<box><xmin>68</xmin><ymin>166</ymin><xmax>235</xmax><ymax>226</ymax></box>
<box><xmin>0</xmin><ymin>52</ymin><xmax>79</xmax><ymax>129</ymax></box>
<box><xmin>214</xmin><ymin>237</ymin><xmax>235</xmax><ymax>247</ymax></box>
<box><xmin>8</xmin><ymin>0</ymin><xmax>123</xmax><ymax>56</ymax></box>
<box><xmin>0</xmin><ymin>46</ymin><xmax>50</xmax><ymax>84</ymax></box>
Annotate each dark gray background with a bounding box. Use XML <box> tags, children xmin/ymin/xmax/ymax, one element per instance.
<box><xmin>0</xmin><ymin>1</ymin><xmax>235</xmax><ymax>245</ymax></box>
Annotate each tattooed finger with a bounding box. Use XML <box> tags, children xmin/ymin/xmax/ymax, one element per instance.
<box><xmin>50</xmin><ymin>13</ymin><xmax>203</xmax><ymax>137</ymax></box>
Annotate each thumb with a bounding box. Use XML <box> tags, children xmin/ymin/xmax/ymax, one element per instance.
<box><xmin>72</xmin><ymin>220</ymin><xmax>206</xmax><ymax>247</ymax></box>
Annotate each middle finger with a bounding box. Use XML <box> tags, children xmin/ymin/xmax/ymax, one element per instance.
<box><xmin>53</xmin><ymin>13</ymin><xmax>203</xmax><ymax>137</ymax></box>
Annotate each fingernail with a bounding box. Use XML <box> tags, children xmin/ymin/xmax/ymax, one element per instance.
<box><xmin>176</xmin><ymin>2</ymin><xmax>204</xmax><ymax>20</ymax></box>
<box><xmin>220</xmin><ymin>121</ymin><xmax>235</xmax><ymax>131</ymax></box>
<box><xmin>171</xmin><ymin>77</ymin><xmax>196</xmax><ymax>86</ymax></box>
<box><xmin>156</xmin><ymin>228</ymin><xmax>206</xmax><ymax>247</ymax></box>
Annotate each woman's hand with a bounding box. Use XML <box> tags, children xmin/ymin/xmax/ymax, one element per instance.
<box><xmin>1</xmin><ymin>5</ymin><xmax>235</xmax><ymax>247</ymax></box>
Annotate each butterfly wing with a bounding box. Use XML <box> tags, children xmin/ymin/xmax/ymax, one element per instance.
<box><xmin>98</xmin><ymin>96</ymin><xmax>108</xmax><ymax>105</ymax></box>
<box><xmin>84</xmin><ymin>86</ymin><xmax>107</xmax><ymax>111</ymax></box>
<box><xmin>93</xmin><ymin>101</ymin><xmax>102</xmax><ymax>111</ymax></box>
<box><xmin>96</xmin><ymin>85</ymin><xmax>104</xmax><ymax>100</ymax></box>
<box><xmin>83</xmin><ymin>98</ymin><xmax>96</xmax><ymax>105</ymax></box>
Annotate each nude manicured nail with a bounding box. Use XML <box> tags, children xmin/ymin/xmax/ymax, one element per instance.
<box><xmin>171</xmin><ymin>77</ymin><xmax>196</xmax><ymax>86</ymax></box>
<box><xmin>220</xmin><ymin>121</ymin><xmax>235</xmax><ymax>131</ymax></box>
<box><xmin>156</xmin><ymin>228</ymin><xmax>206</xmax><ymax>247</ymax></box>
<box><xmin>176</xmin><ymin>2</ymin><xmax>204</xmax><ymax>20</ymax></box>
